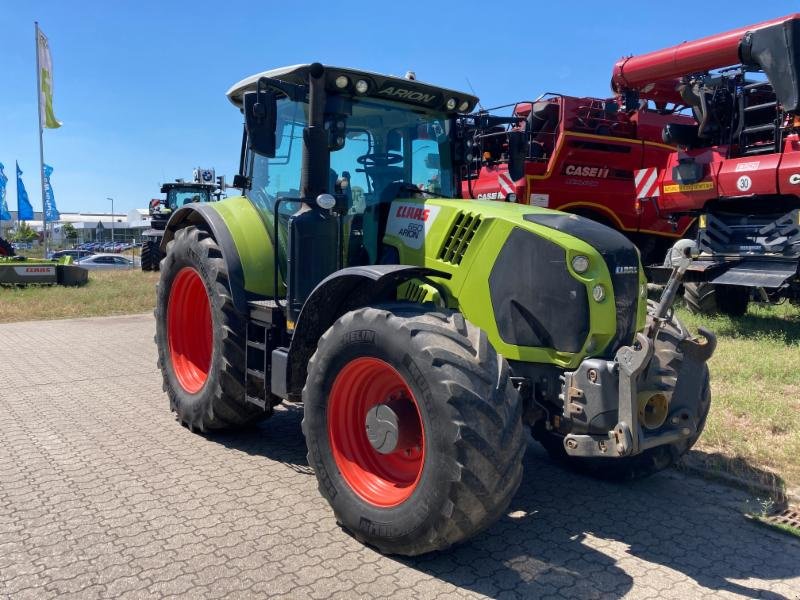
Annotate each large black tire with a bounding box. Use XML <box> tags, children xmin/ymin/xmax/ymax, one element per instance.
<box><xmin>0</xmin><ymin>237</ymin><xmax>15</xmax><ymax>257</ymax></box>
<box><xmin>533</xmin><ymin>304</ymin><xmax>711</xmax><ymax>481</ymax></box>
<box><xmin>155</xmin><ymin>225</ymin><xmax>265</xmax><ymax>431</ymax></box>
<box><xmin>303</xmin><ymin>304</ymin><xmax>525</xmax><ymax>555</ymax></box>
<box><xmin>683</xmin><ymin>282</ymin><xmax>749</xmax><ymax>317</ymax></box>
<box><xmin>141</xmin><ymin>240</ymin><xmax>162</xmax><ymax>272</ymax></box>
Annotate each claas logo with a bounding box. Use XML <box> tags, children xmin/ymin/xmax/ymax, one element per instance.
<box><xmin>395</xmin><ymin>205</ymin><xmax>431</xmax><ymax>221</ymax></box>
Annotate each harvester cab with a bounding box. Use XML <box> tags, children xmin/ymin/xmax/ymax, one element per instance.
<box><xmin>141</xmin><ymin>173</ymin><xmax>219</xmax><ymax>271</ymax></box>
<box><xmin>615</xmin><ymin>14</ymin><xmax>800</xmax><ymax>314</ymax></box>
<box><xmin>154</xmin><ymin>63</ymin><xmax>715</xmax><ymax>556</ymax></box>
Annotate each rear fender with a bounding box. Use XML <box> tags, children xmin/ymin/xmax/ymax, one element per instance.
<box><xmin>286</xmin><ymin>265</ymin><xmax>449</xmax><ymax>397</ymax></box>
<box><xmin>161</xmin><ymin>197</ymin><xmax>277</xmax><ymax>312</ymax></box>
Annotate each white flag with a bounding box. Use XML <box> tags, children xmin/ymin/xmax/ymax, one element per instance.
<box><xmin>37</xmin><ymin>27</ymin><xmax>62</xmax><ymax>129</ymax></box>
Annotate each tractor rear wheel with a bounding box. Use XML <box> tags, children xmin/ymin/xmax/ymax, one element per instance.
<box><xmin>683</xmin><ymin>282</ymin><xmax>749</xmax><ymax>317</ymax></box>
<box><xmin>155</xmin><ymin>225</ymin><xmax>265</xmax><ymax>431</ymax></box>
<box><xmin>533</xmin><ymin>304</ymin><xmax>711</xmax><ymax>481</ymax></box>
<box><xmin>303</xmin><ymin>304</ymin><xmax>525</xmax><ymax>555</ymax></box>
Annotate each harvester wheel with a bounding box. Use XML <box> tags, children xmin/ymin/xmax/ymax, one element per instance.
<box><xmin>0</xmin><ymin>237</ymin><xmax>15</xmax><ymax>258</ymax></box>
<box><xmin>303</xmin><ymin>304</ymin><xmax>524</xmax><ymax>555</ymax></box>
<box><xmin>533</xmin><ymin>303</ymin><xmax>711</xmax><ymax>481</ymax></box>
<box><xmin>715</xmin><ymin>285</ymin><xmax>750</xmax><ymax>317</ymax></box>
<box><xmin>155</xmin><ymin>225</ymin><xmax>265</xmax><ymax>431</ymax></box>
<box><xmin>683</xmin><ymin>282</ymin><xmax>749</xmax><ymax>317</ymax></box>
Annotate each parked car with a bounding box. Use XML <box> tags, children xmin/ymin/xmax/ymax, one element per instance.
<box><xmin>76</xmin><ymin>253</ymin><xmax>135</xmax><ymax>270</ymax></box>
<box><xmin>51</xmin><ymin>249</ymin><xmax>95</xmax><ymax>261</ymax></box>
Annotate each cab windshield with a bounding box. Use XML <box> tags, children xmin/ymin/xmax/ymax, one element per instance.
<box><xmin>167</xmin><ymin>187</ymin><xmax>211</xmax><ymax>209</ymax></box>
<box><xmin>248</xmin><ymin>96</ymin><xmax>455</xmax><ymax>216</ymax></box>
<box><xmin>247</xmin><ymin>95</ymin><xmax>456</xmax><ymax>268</ymax></box>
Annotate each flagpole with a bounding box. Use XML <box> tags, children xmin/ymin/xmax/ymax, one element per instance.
<box><xmin>34</xmin><ymin>21</ymin><xmax>48</xmax><ymax>257</ymax></box>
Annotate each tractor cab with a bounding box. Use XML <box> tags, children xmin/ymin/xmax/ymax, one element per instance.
<box><xmin>154</xmin><ymin>182</ymin><xmax>216</xmax><ymax>218</ymax></box>
<box><xmin>227</xmin><ymin>64</ymin><xmax>478</xmax><ymax>319</ymax></box>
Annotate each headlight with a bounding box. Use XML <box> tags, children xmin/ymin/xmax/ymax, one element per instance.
<box><xmin>571</xmin><ymin>255</ymin><xmax>590</xmax><ymax>274</ymax></box>
<box><xmin>592</xmin><ymin>284</ymin><xmax>606</xmax><ymax>302</ymax></box>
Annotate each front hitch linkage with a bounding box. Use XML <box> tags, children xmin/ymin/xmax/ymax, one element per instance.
<box><xmin>563</xmin><ymin>240</ymin><xmax>716</xmax><ymax>458</ymax></box>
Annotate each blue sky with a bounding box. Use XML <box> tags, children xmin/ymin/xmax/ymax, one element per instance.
<box><xmin>2</xmin><ymin>0</ymin><xmax>797</xmax><ymax>215</ymax></box>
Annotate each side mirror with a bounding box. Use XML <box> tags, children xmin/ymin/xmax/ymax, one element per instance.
<box><xmin>506</xmin><ymin>130</ymin><xmax>526</xmax><ymax>181</ymax></box>
<box><xmin>244</xmin><ymin>89</ymin><xmax>277</xmax><ymax>157</ymax></box>
<box><xmin>232</xmin><ymin>174</ymin><xmax>250</xmax><ymax>190</ymax></box>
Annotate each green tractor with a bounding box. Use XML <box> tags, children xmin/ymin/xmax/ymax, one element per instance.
<box><xmin>155</xmin><ymin>64</ymin><xmax>716</xmax><ymax>556</ymax></box>
<box><xmin>141</xmin><ymin>176</ymin><xmax>219</xmax><ymax>271</ymax></box>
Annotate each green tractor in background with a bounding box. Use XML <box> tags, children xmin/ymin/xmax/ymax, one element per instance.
<box><xmin>155</xmin><ymin>64</ymin><xmax>716</xmax><ymax>556</ymax></box>
<box><xmin>141</xmin><ymin>170</ymin><xmax>220</xmax><ymax>271</ymax></box>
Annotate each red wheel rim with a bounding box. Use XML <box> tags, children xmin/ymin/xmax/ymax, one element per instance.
<box><xmin>328</xmin><ymin>357</ymin><xmax>425</xmax><ymax>507</ymax></box>
<box><xmin>167</xmin><ymin>267</ymin><xmax>212</xmax><ymax>394</ymax></box>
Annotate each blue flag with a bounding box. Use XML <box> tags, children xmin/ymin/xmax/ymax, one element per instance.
<box><xmin>0</xmin><ymin>163</ymin><xmax>10</xmax><ymax>221</ymax></box>
<box><xmin>16</xmin><ymin>162</ymin><xmax>34</xmax><ymax>220</ymax></box>
<box><xmin>43</xmin><ymin>164</ymin><xmax>60</xmax><ymax>221</ymax></box>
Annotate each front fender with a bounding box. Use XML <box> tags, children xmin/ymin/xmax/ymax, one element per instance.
<box><xmin>286</xmin><ymin>265</ymin><xmax>449</xmax><ymax>396</ymax></box>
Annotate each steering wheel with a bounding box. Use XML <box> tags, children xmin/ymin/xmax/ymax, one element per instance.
<box><xmin>356</xmin><ymin>152</ymin><xmax>403</xmax><ymax>168</ymax></box>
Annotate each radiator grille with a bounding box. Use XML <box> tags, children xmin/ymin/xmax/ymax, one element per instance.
<box><xmin>438</xmin><ymin>212</ymin><xmax>482</xmax><ymax>265</ymax></box>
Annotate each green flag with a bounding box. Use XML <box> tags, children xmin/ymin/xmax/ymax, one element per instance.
<box><xmin>37</xmin><ymin>27</ymin><xmax>62</xmax><ymax>129</ymax></box>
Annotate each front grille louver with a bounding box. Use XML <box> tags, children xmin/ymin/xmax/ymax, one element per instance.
<box><xmin>438</xmin><ymin>212</ymin><xmax>482</xmax><ymax>265</ymax></box>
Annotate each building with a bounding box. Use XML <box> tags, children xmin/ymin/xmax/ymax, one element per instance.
<box><xmin>1</xmin><ymin>210</ymin><xmax>152</xmax><ymax>244</ymax></box>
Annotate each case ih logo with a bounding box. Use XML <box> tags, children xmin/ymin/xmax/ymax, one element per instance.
<box><xmin>25</xmin><ymin>267</ymin><xmax>52</xmax><ymax>273</ymax></box>
<box><xmin>377</xmin><ymin>86</ymin><xmax>438</xmax><ymax>106</ymax></box>
<box><xmin>564</xmin><ymin>165</ymin><xmax>610</xmax><ymax>178</ymax></box>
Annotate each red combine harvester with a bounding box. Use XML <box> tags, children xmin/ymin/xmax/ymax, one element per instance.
<box><xmin>616</xmin><ymin>14</ymin><xmax>800</xmax><ymax>314</ymax></box>
<box><xmin>460</xmin><ymin>94</ymin><xmax>695</xmax><ymax>262</ymax></box>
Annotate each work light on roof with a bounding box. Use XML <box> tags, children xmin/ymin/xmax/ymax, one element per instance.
<box><xmin>335</xmin><ymin>75</ymin><xmax>349</xmax><ymax>89</ymax></box>
<box><xmin>446</xmin><ymin>98</ymin><xmax>457</xmax><ymax>110</ymax></box>
<box><xmin>458</xmin><ymin>100</ymin><xmax>470</xmax><ymax>112</ymax></box>
<box><xmin>355</xmin><ymin>79</ymin><xmax>369</xmax><ymax>94</ymax></box>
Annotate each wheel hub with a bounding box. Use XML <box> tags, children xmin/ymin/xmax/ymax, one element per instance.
<box><xmin>365</xmin><ymin>397</ymin><xmax>421</xmax><ymax>454</ymax></box>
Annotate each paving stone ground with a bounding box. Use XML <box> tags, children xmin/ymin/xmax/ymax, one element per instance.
<box><xmin>1</xmin><ymin>313</ymin><xmax>799</xmax><ymax>599</ymax></box>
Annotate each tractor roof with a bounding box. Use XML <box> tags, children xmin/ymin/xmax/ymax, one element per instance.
<box><xmin>226</xmin><ymin>64</ymin><xmax>479</xmax><ymax>114</ymax></box>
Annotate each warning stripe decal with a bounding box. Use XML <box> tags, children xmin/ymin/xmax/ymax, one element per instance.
<box><xmin>497</xmin><ymin>172</ymin><xmax>515</xmax><ymax>195</ymax></box>
<box><xmin>634</xmin><ymin>167</ymin><xmax>660</xmax><ymax>199</ymax></box>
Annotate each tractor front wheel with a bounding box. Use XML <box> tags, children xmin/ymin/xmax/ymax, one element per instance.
<box><xmin>155</xmin><ymin>225</ymin><xmax>265</xmax><ymax>431</ymax></box>
<box><xmin>303</xmin><ymin>305</ymin><xmax>525</xmax><ymax>555</ymax></box>
<box><xmin>141</xmin><ymin>240</ymin><xmax>162</xmax><ymax>272</ymax></box>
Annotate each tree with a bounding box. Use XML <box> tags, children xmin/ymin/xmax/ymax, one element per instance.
<box><xmin>12</xmin><ymin>222</ymin><xmax>37</xmax><ymax>243</ymax></box>
<box><xmin>62</xmin><ymin>222</ymin><xmax>77</xmax><ymax>242</ymax></box>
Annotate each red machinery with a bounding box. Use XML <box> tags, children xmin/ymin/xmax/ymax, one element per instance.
<box><xmin>615</xmin><ymin>14</ymin><xmax>800</xmax><ymax>314</ymax></box>
<box><xmin>460</xmin><ymin>94</ymin><xmax>696</xmax><ymax>263</ymax></box>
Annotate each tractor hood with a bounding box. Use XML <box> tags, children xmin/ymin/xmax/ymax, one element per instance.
<box><xmin>382</xmin><ymin>198</ymin><xmax>647</xmax><ymax>368</ymax></box>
